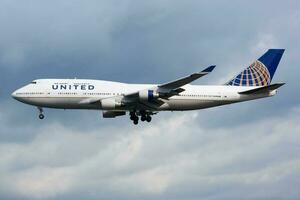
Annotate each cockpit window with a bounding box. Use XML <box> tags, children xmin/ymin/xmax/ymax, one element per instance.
<box><xmin>31</xmin><ymin>81</ymin><xmax>37</xmax><ymax>84</ymax></box>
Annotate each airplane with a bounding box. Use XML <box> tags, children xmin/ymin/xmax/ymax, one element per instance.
<box><xmin>12</xmin><ymin>49</ymin><xmax>285</xmax><ymax>125</ymax></box>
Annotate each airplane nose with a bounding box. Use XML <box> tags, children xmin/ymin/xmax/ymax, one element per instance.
<box><xmin>11</xmin><ymin>90</ymin><xmax>18</xmax><ymax>99</ymax></box>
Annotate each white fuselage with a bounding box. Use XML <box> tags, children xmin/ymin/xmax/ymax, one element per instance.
<box><xmin>12</xmin><ymin>79</ymin><xmax>276</xmax><ymax>111</ymax></box>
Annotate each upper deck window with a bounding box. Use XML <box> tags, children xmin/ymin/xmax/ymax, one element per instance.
<box><xmin>31</xmin><ymin>81</ymin><xmax>37</xmax><ymax>84</ymax></box>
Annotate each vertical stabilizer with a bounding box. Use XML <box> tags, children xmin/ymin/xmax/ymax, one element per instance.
<box><xmin>226</xmin><ymin>49</ymin><xmax>284</xmax><ymax>86</ymax></box>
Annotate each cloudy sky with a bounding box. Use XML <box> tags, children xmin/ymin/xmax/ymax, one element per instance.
<box><xmin>1</xmin><ymin>0</ymin><xmax>300</xmax><ymax>199</ymax></box>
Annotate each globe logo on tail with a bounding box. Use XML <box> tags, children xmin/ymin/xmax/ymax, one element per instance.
<box><xmin>227</xmin><ymin>60</ymin><xmax>271</xmax><ymax>86</ymax></box>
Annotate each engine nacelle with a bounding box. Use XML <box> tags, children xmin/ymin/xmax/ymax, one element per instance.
<box><xmin>101</xmin><ymin>98</ymin><xmax>123</xmax><ymax>110</ymax></box>
<box><xmin>139</xmin><ymin>90</ymin><xmax>159</xmax><ymax>102</ymax></box>
<box><xmin>102</xmin><ymin>110</ymin><xmax>126</xmax><ymax>118</ymax></box>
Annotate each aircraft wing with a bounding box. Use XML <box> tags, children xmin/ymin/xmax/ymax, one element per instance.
<box><xmin>156</xmin><ymin>65</ymin><xmax>215</xmax><ymax>98</ymax></box>
<box><xmin>122</xmin><ymin>65</ymin><xmax>215</xmax><ymax>100</ymax></box>
<box><xmin>158</xmin><ymin>65</ymin><xmax>215</xmax><ymax>91</ymax></box>
<box><xmin>81</xmin><ymin>65</ymin><xmax>216</xmax><ymax>109</ymax></box>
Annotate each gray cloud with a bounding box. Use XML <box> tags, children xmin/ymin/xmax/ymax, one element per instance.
<box><xmin>0</xmin><ymin>0</ymin><xmax>300</xmax><ymax>199</ymax></box>
<box><xmin>0</xmin><ymin>107</ymin><xmax>300</xmax><ymax>200</ymax></box>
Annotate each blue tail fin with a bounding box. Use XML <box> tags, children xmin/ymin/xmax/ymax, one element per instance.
<box><xmin>226</xmin><ymin>49</ymin><xmax>285</xmax><ymax>86</ymax></box>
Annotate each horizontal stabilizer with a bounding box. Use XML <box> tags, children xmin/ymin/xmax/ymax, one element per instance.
<box><xmin>238</xmin><ymin>83</ymin><xmax>285</xmax><ymax>95</ymax></box>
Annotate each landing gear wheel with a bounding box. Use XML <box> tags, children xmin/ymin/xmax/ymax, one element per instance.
<box><xmin>130</xmin><ymin>111</ymin><xmax>136</xmax><ymax>120</ymax></box>
<box><xmin>130</xmin><ymin>111</ymin><xmax>139</xmax><ymax>125</ymax></box>
<box><xmin>146</xmin><ymin>115</ymin><xmax>152</xmax><ymax>122</ymax></box>
<box><xmin>37</xmin><ymin>107</ymin><xmax>44</xmax><ymax>120</ymax></box>
<box><xmin>39</xmin><ymin>114</ymin><xmax>44</xmax><ymax>119</ymax></box>
<box><xmin>141</xmin><ymin>115</ymin><xmax>146</xmax><ymax>121</ymax></box>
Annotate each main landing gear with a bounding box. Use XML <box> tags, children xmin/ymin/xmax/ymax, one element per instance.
<box><xmin>130</xmin><ymin>111</ymin><xmax>152</xmax><ymax>125</ymax></box>
<box><xmin>130</xmin><ymin>112</ymin><xmax>139</xmax><ymax>125</ymax></box>
<box><xmin>38</xmin><ymin>107</ymin><xmax>45</xmax><ymax>119</ymax></box>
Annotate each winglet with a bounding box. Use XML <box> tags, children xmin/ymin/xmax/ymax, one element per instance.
<box><xmin>201</xmin><ymin>65</ymin><xmax>216</xmax><ymax>73</ymax></box>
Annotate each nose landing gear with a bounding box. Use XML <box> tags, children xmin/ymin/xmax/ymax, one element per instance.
<box><xmin>39</xmin><ymin>114</ymin><xmax>45</xmax><ymax>119</ymax></box>
<box><xmin>38</xmin><ymin>107</ymin><xmax>45</xmax><ymax>119</ymax></box>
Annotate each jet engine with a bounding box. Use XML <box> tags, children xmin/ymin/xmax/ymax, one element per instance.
<box><xmin>102</xmin><ymin>110</ymin><xmax>126</xmax><ymax>118</ymax></box>
<box><xmin>139</xmin><ymin>90</ymin><xmax>159</xmax><ymax>102</ymax></box>
<box><xmin>101</xmin><ymin>98</ymin><xmax>123</xmax><ymax>110</ymax></box>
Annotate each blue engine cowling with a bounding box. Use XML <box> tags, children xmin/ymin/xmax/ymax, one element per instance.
<box><xmin>139</xmin><ymin>90</ymin><xmax>159</xmax><ymax>102</ymax></box>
